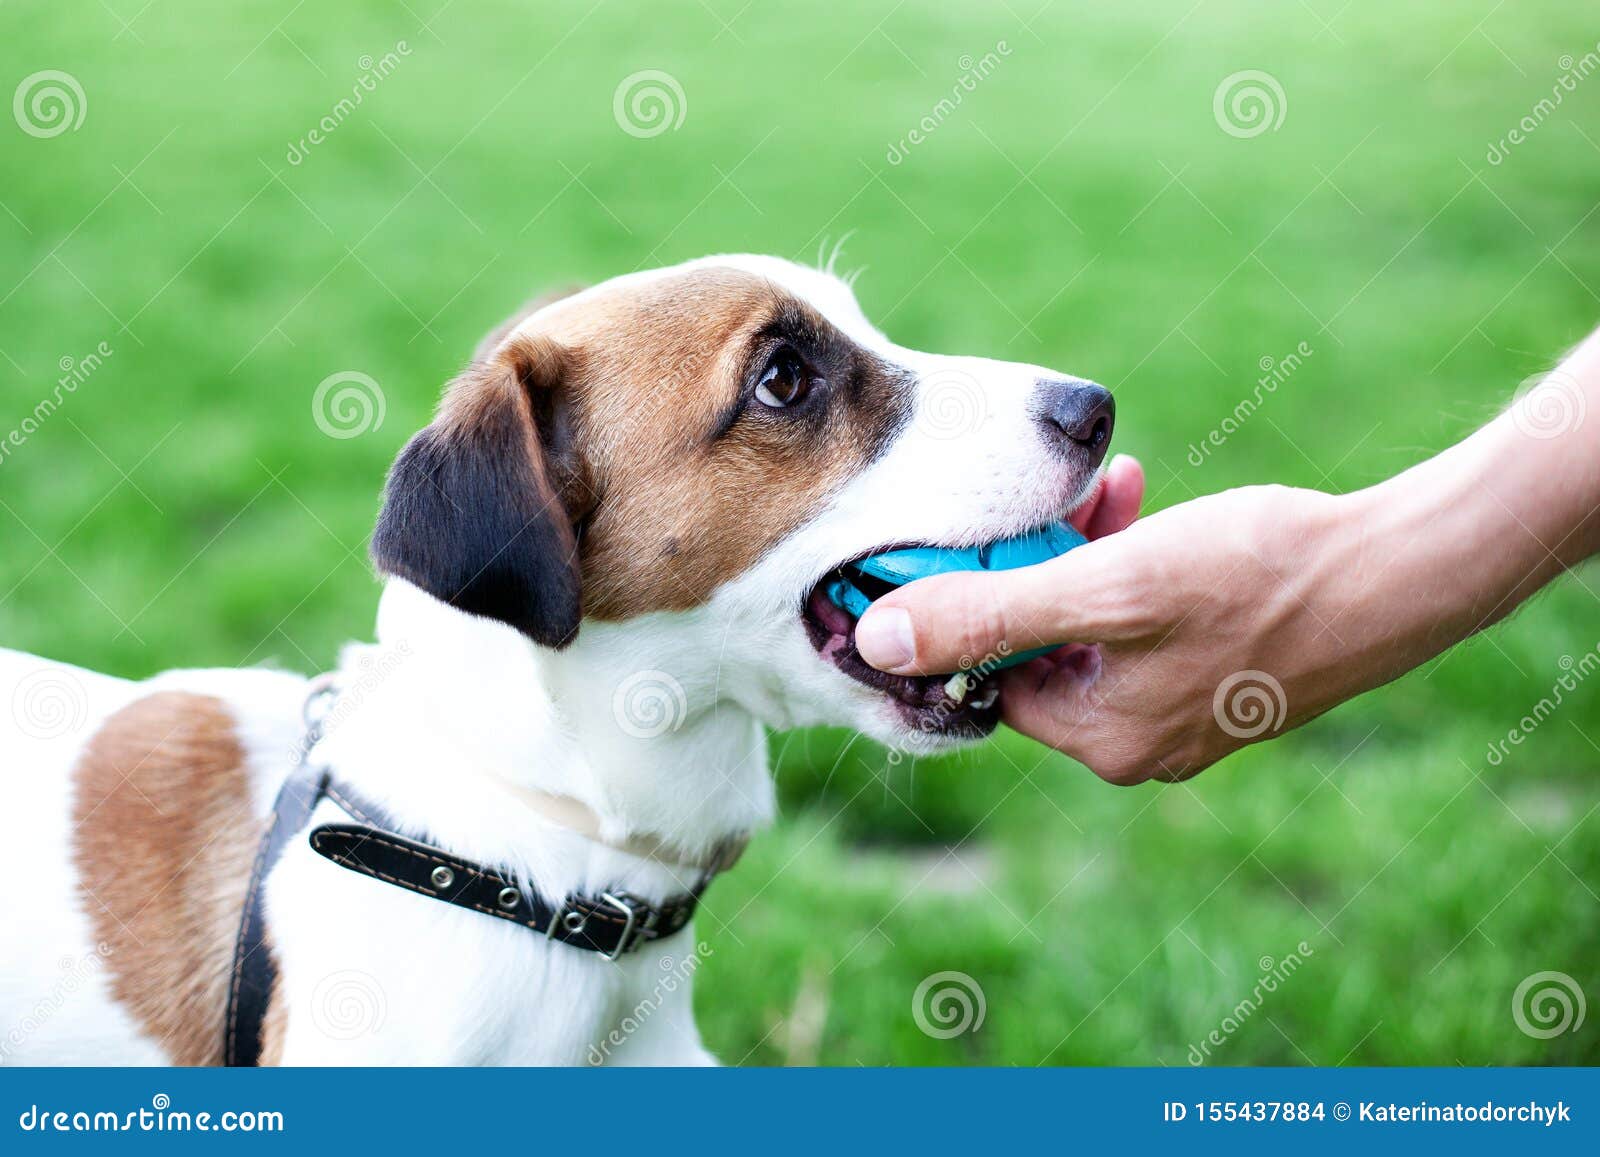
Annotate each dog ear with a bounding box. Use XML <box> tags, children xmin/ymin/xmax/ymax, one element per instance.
<box><xmin>371</xmin><ymin>334</ymin><xmax>585</xmax><ymax>647</ymax></box>
<box><xmin>471</xmin><ymin>286</ymin><xmax>585</xmax><ymax>363</ymax></box>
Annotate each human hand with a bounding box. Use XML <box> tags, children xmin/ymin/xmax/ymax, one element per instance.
<box><xmin>854</xmin><ymin>466</ymin><xmax>1394</xmax><ymax>784</ymax></box>
<box><xmin>856</xmin><ymin>327</ymin><xmax>1600</xmax><ymax>786</ymax></box>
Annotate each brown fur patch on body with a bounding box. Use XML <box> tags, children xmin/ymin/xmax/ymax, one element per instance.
<box><xmin>71</xmin><ymin>691</ymin><xmax>265</xmax><ymax>1066</ymax></box>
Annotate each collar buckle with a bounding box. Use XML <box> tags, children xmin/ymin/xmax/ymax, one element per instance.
<box><xmin>599</xmin><ymin>891</ymin><xmax>656</xmax><ymax>960</ymax></box>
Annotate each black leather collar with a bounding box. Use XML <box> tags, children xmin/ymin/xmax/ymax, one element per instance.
<box><xmin>224</xmin><ymin>723</ymin><xmax>713</xmax><ymax>1066</ymax></box>
<box><xmin>310</xmin><ymin>778</ymin><xmax>703</xmax><ymax>959</ymax></box>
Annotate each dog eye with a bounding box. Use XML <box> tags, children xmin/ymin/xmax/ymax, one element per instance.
<box><xmin>754</xmin><ymin>347</ymin><xmax>813</xmax><ymax>408</ymax></box>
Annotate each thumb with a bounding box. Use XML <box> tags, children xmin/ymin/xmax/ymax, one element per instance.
<box><xmin>853</xmin><ymin>531</ymin><xmax>1146</xmax><ymax>675</ymax></box>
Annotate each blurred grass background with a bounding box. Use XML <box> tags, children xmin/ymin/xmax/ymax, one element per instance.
<box><xmin>2</xmin><ymin>0</ymin><xmax>1597</xmax><ymax>1065</ymax></box>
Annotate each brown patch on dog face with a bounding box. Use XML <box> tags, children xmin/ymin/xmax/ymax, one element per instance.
<box><xmin>372</xmin><ymin>264</ymin><xmax>913</xmax><ymax>639</ymax></box>
<box><xmin>532</xmin><ymin>267</ymin><xmax>912</xmax><ymax>618</ymax></box>
<box><xmin>71</xmin><ymin>691</ymin><xmax>263</xmax><ymax>1066</ymax></box>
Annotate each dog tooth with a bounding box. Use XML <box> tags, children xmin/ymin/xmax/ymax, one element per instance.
<box><xmin>943</xmin><ymin>672</ymin><xmax>971</xmax><ymax>703</ymax></box>
<box><xmin>971</xmin><ymin>684</ymin><xmax>999</xmax><ymax>710</ymax></box>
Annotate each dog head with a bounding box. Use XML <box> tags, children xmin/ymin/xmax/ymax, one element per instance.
<box><xmin>373</xmin><ymin>255</ymin><xmax>1112</xmax><ymax>753</ymax></box>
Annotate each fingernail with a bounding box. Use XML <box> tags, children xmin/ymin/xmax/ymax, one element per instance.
<box><xmin>855</xmin><ymin>607</ymin><xmax>915</xmax><ymax>671</ymax></box>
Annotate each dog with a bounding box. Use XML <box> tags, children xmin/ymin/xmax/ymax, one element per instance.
<box><xmin>0</xmin><ymin>254</ymin><xmax>1113</xmax><ymax>1065</ymax></box>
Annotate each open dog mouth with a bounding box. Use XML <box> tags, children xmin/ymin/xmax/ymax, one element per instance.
<box><xmin>801</xmin><ymin>559</ymin><xmax>1002</xmax><ymax>739</ymax></box>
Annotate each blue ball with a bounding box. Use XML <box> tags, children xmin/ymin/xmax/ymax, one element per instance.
<box><xmin>825</xmin><ymin>523</ymin><xmax>1087</xmax><ymax>670</ymax></box>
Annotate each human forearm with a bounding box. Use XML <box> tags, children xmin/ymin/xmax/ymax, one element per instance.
<box><xmin>1336</xmin><ymin>326</ymin><xmax>1600</xmax><ymax>678</ymax></box>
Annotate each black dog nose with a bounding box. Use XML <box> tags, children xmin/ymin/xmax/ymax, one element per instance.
<box><xmin>1035</xmin><ymin>379</ymin><xmax>1115</xmax><ymax>461</ymax></box>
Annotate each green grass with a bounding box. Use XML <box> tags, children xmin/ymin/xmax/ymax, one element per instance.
<box><xmin>2</xmin><ymin>0</ymin><xmax>1597</xmax><ymax>1065</ymax></box>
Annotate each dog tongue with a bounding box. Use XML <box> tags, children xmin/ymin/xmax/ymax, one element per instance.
<box><xmin>808</xmin><ymin>585</ymin><xmax>855</xmax><ymax>637</ymax></box>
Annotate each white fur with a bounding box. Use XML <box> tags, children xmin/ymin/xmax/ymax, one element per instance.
<box><xmin>0</xmin><ymin>255</ymin><xmax>1102</xmax><ymax>1065</ymax></box>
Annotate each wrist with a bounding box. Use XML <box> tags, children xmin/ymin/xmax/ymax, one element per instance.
<box><xmin>1341</xmin><ymin>416</ymin><xmax>1561</xmax><ymax>663</ymax></box>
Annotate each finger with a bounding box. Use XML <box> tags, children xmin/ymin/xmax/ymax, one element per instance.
<box><xmin>1067</xmin><ymin>468</ymin><xmax>1110</xmax><ymax>535</ymax></box>
<box><xmin>853</xmin><ymin>530</ymin><xmax>1148</xmax><ymax>674</ymax></box>
<box><xmin>1080</xmin><ymin>455</ymin><xmax>1144</xmax><ymax>540</ymax></box>
<box><xmin>1066</xmin><ymin>454</ymin><xmax>1142</xmax><ymax>537</ymax></box>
